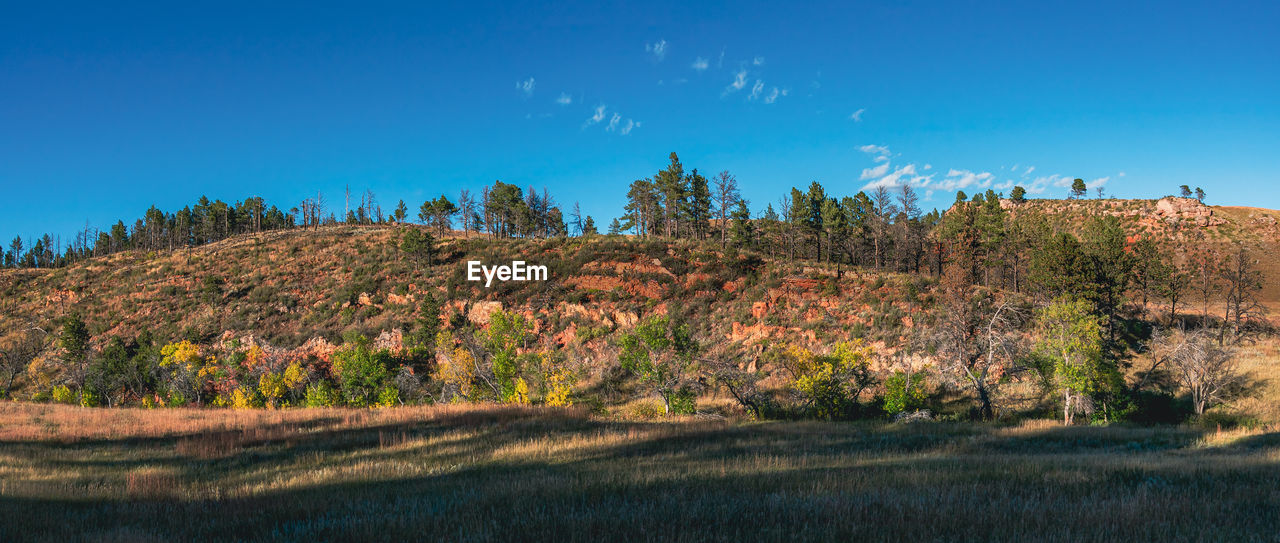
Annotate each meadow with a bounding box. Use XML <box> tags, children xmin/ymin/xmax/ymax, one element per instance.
<box><xmin>2</xmin><ymin>403</ymin><xmax>1278</xmax><ymax>542</ymax></box>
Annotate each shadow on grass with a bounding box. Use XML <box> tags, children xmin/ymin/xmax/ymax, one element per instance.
<box><xmin>2</xmin><ymin>409</ymin><xmax>1279</xmax><ymax>542</ymax></box>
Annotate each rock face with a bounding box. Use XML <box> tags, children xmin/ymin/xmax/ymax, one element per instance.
<box><xmin>1155</xmin><ymin>197</ymin><xmax>1225</xmax><ymax>227</ymax></box>
<box><xmin>467</xmin><ymin>301</ymin><xmax>504</xmax><ymax>326</ymax></box>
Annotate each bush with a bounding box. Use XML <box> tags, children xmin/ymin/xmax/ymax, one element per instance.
<box><xmin>332</xmin><ymin>341</ymin><xmax>393</xmax><ymax>407</ymax></box>
<box><xmin>884</xmin><ymin>371</ymin><xmax>927</xmax><ymax>415</ymax></box>
<box><xmin>305</xmin><ymin>381</ymin><xmax>339</xmax><ymax>407</ymax></box>
<box><xmin>51</xmin><ymin>385</ymin><xmax>75</xmax><ymax>405</ymax></box>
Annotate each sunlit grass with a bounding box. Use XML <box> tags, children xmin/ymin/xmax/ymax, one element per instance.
<box><xmin>2</xmin><ymin>402</ymin><xmax>1278</xmax><ymax>541</ymax></box>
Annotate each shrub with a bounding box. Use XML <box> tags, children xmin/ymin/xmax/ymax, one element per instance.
<box><xmin>51</xmin><ymin>385</ymin><xmax>75</xmax><ymax>405</ymax></box>
<box><xmin>305</xmin><ymin>381</ymin><xmax>339</xmax><ymax>407</ymax></box>
<box><xmin>332</xmin><ymin>340</ymin><xmax>393</xmax><ymax>407</ymax></box>
<box><xmin>884</xmin><ymin>371</ymin><xmax>927</xmax><ymax>415</ymax></box>
<box><xmin>779</xmin><ymin>341</ymin><xmax>877</xmax><ymax>420</ymax></box>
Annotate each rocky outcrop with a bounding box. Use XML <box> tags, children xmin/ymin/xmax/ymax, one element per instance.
<box><xmin>1154</xmin><ymin>197</ymin><xmax>1225</xmax><ymax>227</ymax></box>
<box><xmin>467</xmin><ymin>301</ymin><xmax>504</xmax><ymax>326</ymax></box>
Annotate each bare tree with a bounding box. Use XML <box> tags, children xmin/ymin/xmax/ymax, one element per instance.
<box><xmin>1219</xmin><ymin>244</ymin><xmax>1265</xmax><ymax>342</ymax></box>
<box><xmin>712</xmin><ymin>171</ymin><xmax>740</xmax><ymax>248</ymax></box>
<box><xmin>570</xmin><ymin>202</ymin><xmax>583</xmax><ymax>237</ymax></box>
<box><xmin>1161</xmin><ymin>329</ymin><xmax>1246</xmax><ymax>415</ymax></box>
<box><xmin>459</xmin><ymin>189</ymin><xmax>476</xmax><ymax>237</ymax></box>
<box><xmin>0</xmin><ymin>326</ymin><xmax>47</xmax><ymax>398</ymax></box>
<box><xmin>928</xmin><ymin>279</ymin><xmax>1025</xmax><ymax>419</ymax></box>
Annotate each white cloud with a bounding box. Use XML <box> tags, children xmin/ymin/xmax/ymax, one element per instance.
<box><xmin>1023</xmin><ymin>165</ymin><xmax>1035</xmax><ymax>176</ymax></box>
<box><xmin>724</xmin><ymin>69</ymin><xmax>748</xmax><ymax>94</ymax></box>
<box><xmin>584</xmin><ymin>105</ymin><xmax>607</xmax><ymax>127</ymax></box>
<box><xmin>583</xmin><ymin>105</ymin><xmax>637</xmax><ymax>135</ymax></box>
<box><xmin>748</xmin><ymin>80</ymin><xmax>764</xmax><ymax>100</ymax></box>
<box><xmin>763</xmin><ymin>87</ymin><xmax>787</xmax><ymax>104</ymax></box>
<box><xmin>556</xmin><ymin>92</ymin><xmax>572</xmax><ymax>105</ymax></box>
<box><xmin>516</xmin><ymin>77</ymin><xmax>536</xmax><ymax>97</ymax></box>
<box><xmin>692</xmin><ymin>57</ymin><xmax>709</xmax><ymax>71</ymax></box>
<box><xmin>1089</xmin><ymin>176</ymin><xmax>1110</xmax><ymax>188</ymax></box>
<box><xmin>860</xmin><ymin>162</ymin><xmax>890</xmax><ymax>180</ymax></box>
<box><xmin>849</xmin><ymin>108</ymin><xmax>865</xmax><ymax>122</ymax></box>
<box><xmin>923</xmin><ymin>164</ymin><xmax>932</xmax><ymax>170</ymax></box>
<box><xmin>753</xmin><ymin>56</ymin><xmax>765</xmax><ymax>66</ymax></box>
<box><xmin>860</xmin><ymin>164</ymin><xmax>926</xmax><ymax>191</ymax></box>
<box><xmin>859</xmin><ymin>144</ymin><xmax>891</xmax><ymax>158</ymax></box>
<box><xmin>936</xmin><ymin>169</ymin><xmax>995</xmax><ymax>191</ymax></box>
<box><xmin>646</xmin><ymin>39</ymin><xmax>668</xmax><ymax>61</ymax></box>
<box><xmin>1118</xmin><ymin>171</ymin><xmax>1126</xmax><ymax>177</ymax></box>
<box><xmin>1018</xmin><ymin>174</ymin><xmax>1073</xmax><ymax>195</ymax></box>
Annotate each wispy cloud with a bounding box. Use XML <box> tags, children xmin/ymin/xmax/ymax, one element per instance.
<box><xmin>763</xmin><ymin>87</ymin><xmax>787</xmax><ymax>104</ymax></box>
<box><xmin>691</xmin><ymin>57</ymin><xmax>709</xmax><ymax>71</ymax></box>
<box><xmin>860</xmin><ymin>162</ymin><xmax>890</xmax><ymax>180</ymax></box>
<box><xmin>584</xmin><ymin>104</ymin><xmax>638</xmax><ymax>135</ymax></box>
<box><xmin>724</xmin><ymin>69</ymin><xmax>748</xmax><ymax>94</ymax></box>
<box><xmin>584</xmin><ymin>105</ymin><xmax>607</xmax><ymax>127</ymax></box>
<box><xmin>516</xmin><ymin>77</ymin><xmax>535</xmax><ymax>97</ymax></box>
<box><xmin>936</xmin><ymin>169</ymin><xmax>995</xmax><ymax>191</ymax></box>
<box><xmin>748</xmin><ymin>80</ymin><xmax>764</xmax><ymax>101</ymax></box>
<box><xmin>753</xmin><ymin>56</ymin><xmax>765</xmax><ymax>66</ymax></box>
<box><xmin>556</xmin><ymin>92</ymin><xmax>572</xmax><ymax>105</ymax></box>
<box><xmin>646</xmin><ymin>39</ymin><xmax>668</xmax><ymax>61</ymax></box>
<box><xmin>859</xmin><ymin>144</ymin><xmax>891</xmax><ymax>158</ymax></box>
<box><xmin>849</xmin><ymin>108</ymin><xmax>865</xmax><ymax>122</ymax></box>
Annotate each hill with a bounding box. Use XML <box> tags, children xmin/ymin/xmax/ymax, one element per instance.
<box><xmin>1</xmin><ymin>197</ymin><xmax>1276</xmax><ymax>424</ymax></box>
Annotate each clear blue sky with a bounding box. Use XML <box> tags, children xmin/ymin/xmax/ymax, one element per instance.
<box><xmin>3</xmin><ymin>1</ymin><xmax>1278</xmax><ymax>243</ymax></box>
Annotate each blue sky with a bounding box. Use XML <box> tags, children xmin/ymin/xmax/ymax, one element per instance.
<box><xmin>2</xmin><ymin>1</ymin><xmax>1278</xmax><ymax>242</ymax></box>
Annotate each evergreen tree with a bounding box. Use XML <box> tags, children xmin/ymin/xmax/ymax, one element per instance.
<box><xmin>393</xmin><ymin>200</ymin><xmax>408</xmax><ymax>223</ymax></box>
<box><xmin>687</xmin><ymin>169</ymin><xmax>712</xmax><ymax>240</ymax></box>
<box><xmin>1070</xmin><ymin>178</ymin><xmax>1087</xmax><ymax>199</ymax></box>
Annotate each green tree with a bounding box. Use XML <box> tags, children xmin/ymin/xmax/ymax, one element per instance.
<box><xmin>478</xmin><ymin>311</ymin><xmax>531</xmax><ymax>402</ymax></box>
<box><xmin>1010</xmin><ymin>185</ymin><xmax>1027</xmax><ymax>203</ymax></box>
<box><xmin>405</xmin><ymin>291</ymin><xmax>441</xmax><ymax>370</ymax></box>
<box><xmin>1070</xmin><ymin>178</ymin><xmax>1087</xmax><ymax>199</ymax></box>
<box><xmin>332</xmin><ymin>336</ymin><xmax>394</xmax><ymax>407</ymax></box>
<box><xmin>581</xmin><ymin>216</ymin><xmax>598</xmax><ymax>236</ymax></box>
<box><xmin>656</xmin><ymin>152</ymin><xmax>687</xmax><ymax>237</ymax></box>
<box><xmin>1035</xmin><ymin>296</ymin><xmax>1104</xmax><ymax>425</ymax></box>
<box><xmin>59</xmin><ymin>313</ymin><xmax>91</xmax><ymax>396</ymax></box>
<box><xmin>393</xmin><ymin>200</ymin><xmax>408</xmax><ymax>223</ymax></box>
<box><xmin>617</xmin><ymin>315</ymin><xmax>700</xmax><ymax>415</ymax></box>
<box><xmin>1194</xmin><ymin>187</ymin><xmax>1205</xmax><ymax>203</ymax></box>
<box><xmin>1179</xmin><ymin>185</ymin><xmax>1192</xmax><ymax>198</ymax></box>
<box><xmin>687</xmin><ymin>169</ymin><xmax>712</xmax><ymax>240</ymax></box>
<box><xmin>400</xmin><ymin>228</ymin><xmax>437</xmax><ymax>267</ymax></box>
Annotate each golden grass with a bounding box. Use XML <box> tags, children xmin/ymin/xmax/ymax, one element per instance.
<box><xmin>1</xmin><ymin>403</ymin><xmax>1279</xmax><ymax>542</ymax></box>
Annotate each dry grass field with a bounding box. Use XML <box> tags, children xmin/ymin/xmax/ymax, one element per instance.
<box><xmin>2</xmin><ymin>403</ymin><xmax>1279</xmax><ymax>542</ymax></box>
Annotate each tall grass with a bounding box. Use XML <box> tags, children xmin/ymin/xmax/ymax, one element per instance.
<box><xmin>1</xmin><ymin>403</ymin><xmax>1278</xmax><ymax>542</ymax></box>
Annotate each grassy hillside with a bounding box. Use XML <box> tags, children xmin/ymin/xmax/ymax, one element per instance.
<box><xmin>2</xmin><ymin>403</ymin><xmax>1278</xmax><ymax>542</ymax></box>
<box><xmin>0</xmin><ymin>225</ymin><xmax>934</xmax><ymax>362</ymax></box>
